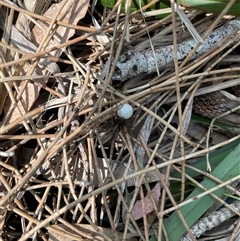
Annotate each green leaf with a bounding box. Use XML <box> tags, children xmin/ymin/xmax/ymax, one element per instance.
<box><xmin>191</xmin><ymin>113</ymin><xmax>240</xmax><ymax>129</ymax></box>
<box><xmin>170</xmin><ymin>138</ymin><xmax>239</xmax><ymax>179</ymax></box>
<box><xmin>99</xmin><ymin>0</ymin><xmax>240</xmax><ymax>15</ymax></box>
<box><xmin>98</xmin><ymin>0</ymin><xmax>169</xmax><ymax>13</ymax></box>
<box><xmin>163</xmin><ymin>141</ymin><xmax>240</xmax><ymax>241</ymax></box>
<box><xmin>149</xmin><ymin>235</ymin><xmax>158</xmax><ymax>241</ymax></box>
<box><xmin>176</xmin><ymin>0</ymin><xmax>240</xmax><ymax>15</ymax></box>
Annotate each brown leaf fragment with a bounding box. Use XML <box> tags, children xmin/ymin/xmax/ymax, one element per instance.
<box><xmin>32</xmin><ymin>0</ymin><xmax>90</xmax><ymax>56</ymax></box>
<box><xmin>131</xmin><ymin>183</ymin><xmax>161</xmax><ymax>220</ymax></box>
<box><xmin>2</xmin><ymin>0</ymin><xmax>89</xmax><ymax>125</ymax></box>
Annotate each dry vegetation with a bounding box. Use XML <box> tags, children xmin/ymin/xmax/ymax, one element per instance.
<box><xmin>0</xmin><ymin>0</ymin><xmax>240</xmax><ymax>240</ymax></box>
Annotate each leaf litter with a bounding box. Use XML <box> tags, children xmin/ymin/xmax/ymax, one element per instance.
<box><xmin>0</xmin><ymin>1</ymin><xmax>240</xmax><ymax>240</ymax></box>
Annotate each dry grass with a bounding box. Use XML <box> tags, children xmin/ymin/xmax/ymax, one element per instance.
<box><xmin>0</xmin><ymin>0</ymin><xmax>240</xmax><ymax>241</ymax></box>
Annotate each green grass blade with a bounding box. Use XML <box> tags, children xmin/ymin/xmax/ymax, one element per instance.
<box><xmin>98</xmin><ymin>0</ymin><xmax>169</xmax><ymax>13</ymax></box>
<box><xmin>163</xmin><ymin>142</ymin><xmax>240</xmax><ymax>241</ymax></box>
<box><xmin>170</xmin><ymin>138</ymin><xmax>240</xmax><ymax>179</ymax></box>
<box><xmin>99</xmin><ymin>0</ymin><xmax>240</xmax><ymax>15</ymax></box>
<box><xmin>191</xmin><ymin>113</ymin><xmax>240</xmax><ymax>129</ymax></box>
<box><xmin>176</xmin><ymin>0</ymin><xmax>240</xmax><ymax>15</ymax></box>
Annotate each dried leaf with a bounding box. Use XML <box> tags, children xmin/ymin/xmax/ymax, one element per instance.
<box><xmin>182</xmin><ymin>100</ymin><xmax>193</xmax><ymax>135</ymax></box>
<box><xmin>136</xmin><ymin>115</ymin><xmax>154</xmax><ymax>167</ymax></box>
<box><xmin>32</xmin><ymin>0</ymin><xmax>89</xmax><ymax>55</ymax></box>
<box><xmin>2</xmin><ymin>0</ymin><xmax>89</xmax><ymax>124</ymax></box>
<box><xmin>15</xmin><ymin>0</ymin><xmax>48</xmax><ymax>39</ymax></box>
<box><xmin>131</xmin><ymin>182</ymin><xmax>161</xmax><ymax>220</ymax></box>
